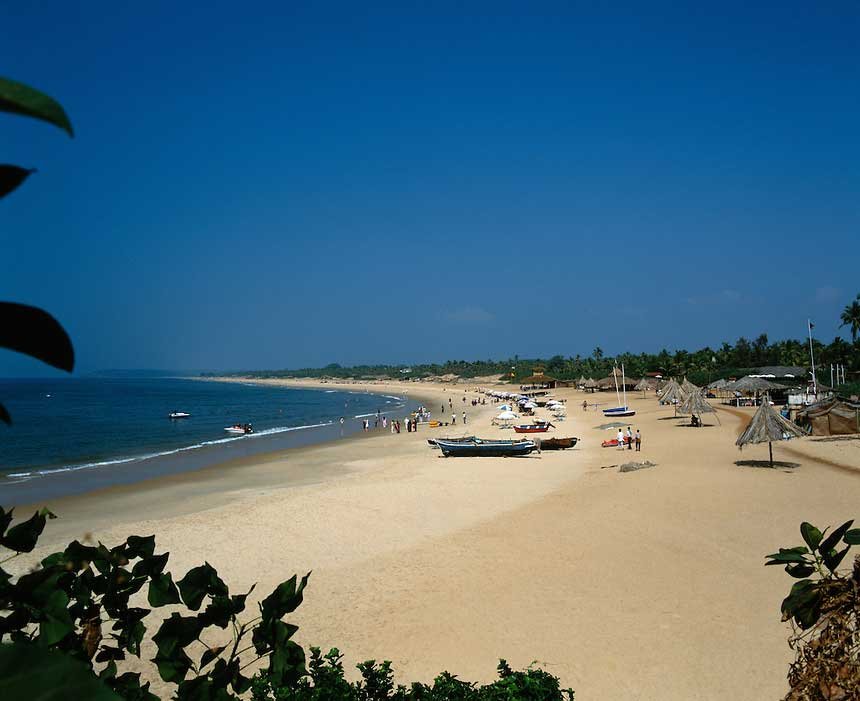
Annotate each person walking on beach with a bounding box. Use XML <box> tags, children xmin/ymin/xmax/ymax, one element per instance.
<box><xmin>626</xmin><ymin>426</ymin><xmax>633</xmax><ymax>450</ymax></box>
<box><xmin>462</xmin><ymin>411</ymin><xmax>467</xmax><ymax>424</ymax></box>
<box><xmin>582</xmin><ymin>400</ymin><xmax>588</xmax><ymax>411</ymax></box>
<box><xmin>635</xmin><ymin>429</ymin><xmax>641</xmax><ymax>451</ymax></box>
<box><xmin>616</xmin><ymin>428</ymin><xmax>624</xmax><ymax>449</ymax></box>
<box><xmin>451</xmin><ymin>412</ymin><xmax>456</xmax><ymax>425</ymax></box>
<box><xmin>390</xmin><ymin>420</ymin><xmax>395</xmax><ymax>434</ymax></box>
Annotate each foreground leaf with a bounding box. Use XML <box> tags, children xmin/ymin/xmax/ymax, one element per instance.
<box><xmin>0</xmin><ymin>643</ymin><xmax>120</xmax><ymax>700</ymax></box>
<box><xmin>0</xmin><ymin>165</ymin><xmax>35</xmax><ymax>199</ymax></box>
<box><xmin>0</xmin><ymin>76</ymin><xmax>74</xmax><ymax>136</ymax></box>
<box><xmin>0</xmin><ymin>302</ymin><xmax>74</xmax><ymax>373</ymax></box>
<box><xmin>800</xmin><ymin>522</ymin><xmax>823</xmax><ymax>550</ymax></box>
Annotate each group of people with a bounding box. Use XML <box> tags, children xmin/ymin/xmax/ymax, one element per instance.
<box><xmin>615</xmin><ymin>426</ymin><xmax>642</xmax><ymax>451</ymax></box>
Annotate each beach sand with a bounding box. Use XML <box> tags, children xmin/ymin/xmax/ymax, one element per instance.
<box><xmin>8</xmin><ymin>378</ymin><xmax>860</xmax><ymax>699</ymax></box>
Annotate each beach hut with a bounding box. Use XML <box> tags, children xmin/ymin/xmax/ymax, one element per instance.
<box><xmin>519</xmin><ymin>370</ymin><xmax>558</xmax><ymax>389</ymax></box>
<box><xmin>577</xmin><ymin>375</ymin><xmax>588</xmax><ymax>388</ymax></box>
<box><xmin>798</xmin><ymin>396</ymin><xmax>860</xmax><ymax>436</ymax></box>
<box><xmin>679</xmin><ymin>390</ymin><xmax>718</xmax><ymax>426</ymax></box>
<box><xmin>735</xmin><ymin>394</ymin><xmax>806</xmax><ymax>467</ymax></box>
<box><xmin>583</xmin><ymin>378</ymin><xmax>598</xmax><ymax>393</ymax></box>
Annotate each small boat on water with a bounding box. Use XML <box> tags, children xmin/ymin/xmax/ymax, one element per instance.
<box><xmin>536</xmin><ymin>437</ymin><xmax>578</xmax><ymax>450</ymax></box>
<box><xmin>224</xmin><ymin>423</ymin><xmax>254</xmax><ymax>435</ymax></box>
<box><xmin>435</xmin><ymin>438</ymin><xmax>537</xmax><ymax>457</ymax></box>
<box><xmin>513</xmin><ymin>422</ymin><xmax>553</xmax><ymax>434</ymax></box>
<box><xmin>169</xmin><ymin>411</ymin><xmax>191</xmax><ymax>419</ymax></box>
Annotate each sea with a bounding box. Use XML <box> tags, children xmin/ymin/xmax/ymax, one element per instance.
<box><xmin>0</xmin><ymin>378</ymin><xmax>417</xmax><ymax>504</ymax></box>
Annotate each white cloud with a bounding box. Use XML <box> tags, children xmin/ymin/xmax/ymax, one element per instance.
<box><xmin>440</xmin><ymin>306</ymin><xmax>495</xmax><ymax>324</ymax></box>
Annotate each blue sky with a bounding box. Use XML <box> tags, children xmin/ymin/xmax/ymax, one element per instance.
<box><xmin>2</xmin><ymin>1</ymin><xmax>858</xmax><ymax>375</ymax></box>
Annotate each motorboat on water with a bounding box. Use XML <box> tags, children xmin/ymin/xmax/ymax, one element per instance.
<box><xmin>224</xmin><ymin>423</ymin><xmax>254</xmax><ymax>435</ymax></box>
<box><xmin>169</xmin><ymin>411</ymin><xmax>191</xmax><ymax>419</ymax></box>
<box><xmin>602</xmin><ymin>363</ymin><xmax>636</xmax><ymax>418</ymax></box>
<box><xmin>435</xmin><ymin>438</ymin><xmax>537</xmax><ymax>457</ymax></box>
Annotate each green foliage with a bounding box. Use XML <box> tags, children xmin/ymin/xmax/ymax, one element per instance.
<box><xmin>251</xmin><ymin>649</ymin><xmax>575</xmax><ymax>701</ymax></box>
<box><xmin>1</xmin><ymin>77</ymin><xmax>75</xmax><ymax>425</ymax></box>
<box><xmin>205</xmin><ymin>324</ymin><xmax>860</xmax><ymax>388</ymax></box>
<box><xmin>0</xmin><ymin>75</ymin><xmax>74</xmax><ymax>136</ymax></box>
<box><xmin>765</xmin><ymin>519</ymin><xmax>859</xmax><ymax>630</ymax></box>
<box><xmin>767</xmin><ymin>521</ymin><xmax>860</xmax><ymax>699</ymax></box>
<box><xmin>0</xmin><ymin>644</ymin><xmax>121</xmax><ymax>701</ymax></box>
<box><xmin>2</xmin><ymin>507</ymin><xmax>576</xmax><ymax>700</ymax></box>
<box><xmin>0</xmin><ymin>506</ymin><xmax>311</xmax><ymax>701</ymax></box>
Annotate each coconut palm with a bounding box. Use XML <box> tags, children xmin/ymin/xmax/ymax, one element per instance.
<box><xmin>839</xmin><ymin>293</ymin><xmax>860</xmax><ymax>342</ymax></box>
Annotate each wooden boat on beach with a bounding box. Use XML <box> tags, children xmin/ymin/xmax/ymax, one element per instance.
<box><xmin>427</xmin><ymin>436</ymin><xmax>476</xmax><ymax>448</ymax></box>
<box><xmin>513</xmin><ymin>422</ymin><xmax>553</xmax><ymax>433</ymax></box>
<box><xmin>435</xmin><ymin>438</ymin><xmax>537</xmax><ymax>457</ymax></box>
<box><xmin>536</xmin><ymin>437</ymin><xmax>578</xmax><ymax>450</ymax></box>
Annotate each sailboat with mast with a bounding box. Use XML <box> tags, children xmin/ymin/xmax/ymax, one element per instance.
<box><xmin>602</xmin><ymin>363</ymin><xmax>636</xmax><ymax>417</ymax></box>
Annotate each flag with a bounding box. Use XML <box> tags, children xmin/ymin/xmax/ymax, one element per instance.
<box><xmin>808</xmin><ymin>319</ymin><xmax>815</xmax><ymax>331</ymax></box>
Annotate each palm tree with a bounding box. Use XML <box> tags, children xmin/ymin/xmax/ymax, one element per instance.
<box><xmin>839</xmin><ymin>293</ymin><xmax>860</xmax><ymax>342</ymax></box>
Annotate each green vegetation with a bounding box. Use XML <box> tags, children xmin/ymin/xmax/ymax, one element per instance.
<box><xmin>0</xmin><ymin>506</ymin><xmax>574</xmax><ymax>700</ymax></box>
<box><xmin>206</xmin><ymin>327</ymin><xmax>860</xmax><ymax>389</ymax></box>
<box><xmin>0</xmin><ymin>77</ymin><xmax>76</xmax><ymax>423</ymax></box>
<box><xmin>766</xmin><ymin>520</ymin><xmax>860</xmax><ymax>699</ymax></box>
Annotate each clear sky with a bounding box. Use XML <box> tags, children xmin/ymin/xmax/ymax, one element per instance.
<box><xmin>3</xmin><ymin>1</ymin><xmax>858</xmax><ymax>375</ymax></box>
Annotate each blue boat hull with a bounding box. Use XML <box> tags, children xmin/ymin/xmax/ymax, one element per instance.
<box><xmin>602</xmin><ymin>407</ymin><xmax>636</xmax><ymax>417</ymax></box>
<box><xmin>435</xmin><ymin>438</ymin><xmax>537</xmax><ymax>457</ymax></box>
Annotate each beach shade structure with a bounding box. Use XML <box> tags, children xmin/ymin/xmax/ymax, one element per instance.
<box><xmin>735</xmin><ymin>394</ymin><xmax>806</xmax><ymax>467</ymax></box>
<box><xmin>577</xmin><ymin>375</ymin><xmax>588</xmax><ymax>387</ymax></box>
<box><xmin>658</xmin><ymin>379</ymin><xmax>686</xmax><ymax>404</ymax></box>
<box><xmin>583</xmin><ymin>378</ymin><xmax>598</xmax><ymax>393</ymax></box>
<box><xmin>499</xmin><ymin>403</ymin><xmax>512</xmax><ymax>411</ymax></box>
<box><xmin>725</xmin><ymin>376</ymin><xmax>786</xmax><ymax>393</ymax></box>
<box><xmin>634</xmin><ymin>377</ymin><xmax>656</xmax><ymax>397</ymax></box>
<box><xmin>708</xmin><ymin>378</ymin><xmax>729</xmax><ymax>389</ymax></box>
<box><xmin>681</xmin><ymin>378</ymin><xmax>700</xmax><ymax>395</ymax></box>
<box><xmin>679</xmin><ymin>391</ymin><xmax>719</xmax><ymax>426</ymax></box>
<box><xmin>495</xmin><ymin>410</ymin><xmax>518</xmax><ymax>428</ymax></box>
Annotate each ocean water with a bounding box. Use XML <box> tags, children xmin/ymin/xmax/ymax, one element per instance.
<box><xmin>0</xmin><ymin>378</ymin><xmax>415</xmax><ymax>503</ymax></box>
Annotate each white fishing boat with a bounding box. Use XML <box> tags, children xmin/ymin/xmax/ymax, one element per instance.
<box><xmin>224</xmin><ymin>423</ymin><xmax>253</xmax><ymax>435</ymax></box>
<box><xmin>168</xmin><ymin>411</ymin><xmax>190</xmax><ymax>419</ymax></box>
<box><xmin>603</xmin><ymin>363</ymin><xmax>636</xmax><ymax>417</ymax></box>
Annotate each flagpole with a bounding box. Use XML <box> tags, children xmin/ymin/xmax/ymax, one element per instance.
<box><xmin>807</xmin><ymin>319</ymin><xmax>818</xmax><ymax>397</ymax></box>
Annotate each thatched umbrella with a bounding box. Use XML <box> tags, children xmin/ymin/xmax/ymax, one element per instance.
<box><xmin>634</xmin><ymin>377</ymin><xmax>655</xmax><ymax>398</ymax></box>
<box><xmin>658</xmin><ymin>379</ymin><xmax>685</xmax><ymax>404</ymax></box>
<box><xmin>708</xmin><ymin>378</ymin><xmax>728</xmax><ymax>389</ymax></box>
<box><xmin>681</xmin><ymin>377</ymin><xmax>700</xmax><ymax>394</ymax></box>
<box><xmin>735</xmin><ymin>394</ymin><xmax>806</xmax><ymax>467</ymax></box>
<box><xmin>679</xmin><ymin>390</ymin><xmax>718</xmax><ymax>425</ymax></box>
<box><xmin>583</xmin><ymin>378</ymin><xmax>598</xmax><ymax>393</ymax></box>
<box><xmin>577</xmin><ymin>375</ymin><xmax>587</xmax><ymax>387</ymax></box>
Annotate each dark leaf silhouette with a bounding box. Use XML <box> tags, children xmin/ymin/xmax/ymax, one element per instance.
<box><xmin>0</xmin><ymin>76</ymin><xmax>74</xmax><ymax>136</ymax></box>
<box><xmin>0</xmin><ymin>302</ymin><xmax>74</xmax><ymax>372</ymax></box>
<box><xmin>0</xmin><ymin>165</ymin><xmax>35</xmax><ymax>199</ymax></box>
<box><xmin>0</xmin><ymin>403</ymin><xmax>10</xmax><ymax>425</ymax></box>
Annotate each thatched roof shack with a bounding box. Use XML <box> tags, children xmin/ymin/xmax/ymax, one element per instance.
<box><xmin>596</xmin><ymin>375</ymin><xmax>638</xmax><ymax>390</ymax></box>
<box><xmin>736</xmin><ymin>395</ymin><xmax>806</xmax><ymax>466</ymax></box>
<box><xmin>583</xmin><ymin>378</ymin><xmax>598</xmax><ymax>392</ymax></box>
<box><xmin>798</xmin><ymin>396</ymin><xmax>860</xmax><ymax>436</ymax></box>
<box><xmin>519</xmin><ymin>371</ymin><xmax>566</xmax><ymax>389</ymax></box>
<box><xmin>726</xmin><ymin>376</ymin><xmax>786</xmax><ymax>393</ymax></box>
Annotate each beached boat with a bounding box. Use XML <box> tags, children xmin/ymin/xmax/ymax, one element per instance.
<box><xmin>168</xmin><ymin>411</ymin><xmax>190</xmax><ymax>419</ymax></box>
<box><xmin>224</xmin><ymin>423</ymin><xmax>254</xmax><ymax>435</ymax></box>
<box><xmin>435</xmin><ymin>438</ymin><xmax>537</xmax><ymax>457</ymax></box>
<box><xmin>513</xmin><ymin>422</ymin><xmax>553</xmax><ymax>433</ymax></box>
<box><xmin>537</xmin><ymin>437</ymin><xmax>578</xmax><ymax>450</ymax></box>
<box><xmin>427</xmin><ymin>436</ymin><xmax>476</xmax><ymax>448</ymax></box>
<box><xmin>602</xmin><ymin>363</ymin><xmax>636</xmax><ymax>417</ymax></box>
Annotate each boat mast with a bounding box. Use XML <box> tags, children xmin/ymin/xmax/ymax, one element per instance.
<box><xmin>621</xmin><ymin>363</ymin><xmax>628</xmax><ymax>408</ymax></box>
<box><xmin>612</xmin><ymin>363</ymin><xmax>621</xmax><ymax>407</ymax></box>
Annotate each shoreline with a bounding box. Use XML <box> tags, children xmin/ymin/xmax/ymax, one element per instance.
<box><xmin>6</xmin><ymin>381</ymin><xmax>859</xmax><ymax>699</ymax></box>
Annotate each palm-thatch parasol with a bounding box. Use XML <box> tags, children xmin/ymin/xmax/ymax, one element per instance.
<box><xmin>658</xmin><ymin>379</ymin><xmax>685</xmax><ymax>403</ymax></box>
<box><xmin>577</xmin><ymin>375</ymin><xmax>588</xmax><ymax>387</ymax></box>
<box><xmin>735</xmin><ymin>394</ymin><xmax>806</xmax><ymax>467</ymax></box>
<box><xmin>681</xmin><ymin>377</ymin><xmax>700</xmax><ymax>394</ymax></box>
<box><xmin>634</xmin><ymin>377</ymin><xmax>655</xmax><ymax>397</ymax></box>
<box><xmin>679</xmin><ymin>390</ymin><xmax>718</xmax><ymax>425</ymax></box>
<box><xmin>583</xmin><ymin>378</ymin><xmax>597</xmax><ymax>393</ymax></box>
<box><xmin>708</xmin><ymin>378</ymin><xmax>728</xmax><ymax>389</ymax></box>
